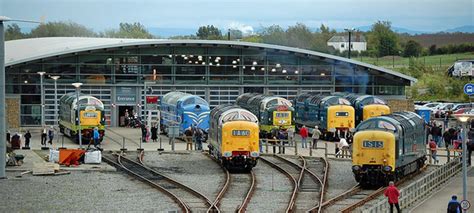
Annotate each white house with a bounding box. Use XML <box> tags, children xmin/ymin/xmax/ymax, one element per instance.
<box><xmin>327</xmin><ymin>35</ymin><xmax>367</xmax><ymax>53</ymax></box>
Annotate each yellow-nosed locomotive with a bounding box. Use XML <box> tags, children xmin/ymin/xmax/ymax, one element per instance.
<box><xmin>208</xmin><ymin>104</ymin><xmax>260</xmax><ymax>171</ymax></box>
<box><xmin>344</xmin><ymin>94</ymin><xmax>390</xmax><ymax>126</ymax></box>
<box><xmin>352</xmin><ymin>111</ymin><xmax>426</xmax><ymax>187</ymax></box>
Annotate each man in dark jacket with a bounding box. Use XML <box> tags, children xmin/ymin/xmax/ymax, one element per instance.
<box><xmin>467</xmin><ymin>128</ymin><xmax>474</xmax><ymax>165</ymax></box>
<box><xmin>447</xmin><ymin>195</ymin><xmax>462</xmax><ymax>213</ymax></box>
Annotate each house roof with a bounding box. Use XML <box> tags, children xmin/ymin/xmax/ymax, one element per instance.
<box><xmin>328</xmin><ymin>35</ymin><xmax>366</xmax><ymax>43</ymax></box>
<box><xmin>5</xmin><ymin>37</ymin><xmax>415</xmax><ymax>83</ymax></box>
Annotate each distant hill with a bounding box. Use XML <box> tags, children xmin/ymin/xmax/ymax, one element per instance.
<box><xmin>444</xmin><ymin>25</ymin><xmax>474</xmax><ymax>33</ymax></box>
<box><xmin>402</xmin><ymin>33</ymin><xmax>474</xmax><ymax>47</ymax></box>
<box><xmin>354</xmin><ymin>25</ymin><xmax>428</xmax><ymax>34</ymax></box>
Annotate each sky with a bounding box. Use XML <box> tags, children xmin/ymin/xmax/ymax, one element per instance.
<box><xmin>1</xmin><ymin>0</ymin><xmax>473</xmax><ymax>34</ymax></box>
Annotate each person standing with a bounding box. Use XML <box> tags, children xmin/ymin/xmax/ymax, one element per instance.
<box><xmin>429</xmin><ymin>139</ymin><xmax>439</xmax><ymax>164</ymax></box>
<box><xmin>278</xmin><ymin>128</ymin><xmax>287</xmax><ymax>154</ymax></box>
<box><xmin>48</xmin><ymin>126</ymin><xmax>54</xmax><ymax>145</ymax></box>
<box><xmin>287</xmin><ymin>126</ymin><xmax>295</xmax><ymax>146</ymax></box>
<box><xmin>41</xmin><ymin>126</ymin><xmax>47</xmax><ymax>146</ymax></box>
<box><xmin>447</xmin><ymin>195</ymin><xmax>462</xmax><ymax>213</ymax></box>
<box><xmin>384</xmin><ymin>181</ymin><xmax>401</xmax><ymax>213</ymax></box>
<box><xmin>6</xmin><ymin>130</ymin><xmax>10</xmax><ymax>144</ymax></box>
<box><xmin>141</xmin><ymin>124</ymin><xmax>147</xmax><ymax>143</ymax></box>
<box><xmin>184</xmin><ymin>127</ymin><xmax>193</xmax><ymax>150</ymax></box>
<box><xmin>311</xmin><ymin>126</ymin><xmax>322</xmax><ymax>149</ymax></box>
<box><xmin>151</xmin><ymin>124</ymin><xmax>158</xmax><ymax>142</ymax></box>
<box><xmin>299</xmin><ymin>125</ymin><xmax>308</xmax><ymax>148</ymax></box>
<box><xmin>467</xmin><ymin>128</ymin><xmax>474</xmax><ymax>166</ymax></box>
<box><xmin>443</xmin><ymin>129</ymin><xmax>452</xmax><ymax>149</ymax></box>
<box><xmin>24</xmin><ymin>130</ymin><xmax>31</xmax><ymax>148</ymax></box>
<box><xmin>93</xmin><ymin>127</ymin><xmax>100</xmax><ymax>148</ymax></box>
<box><xmin>195</xmin><ymin>128</ymin><xmax>203</xmax><ymax>151</ymax></box>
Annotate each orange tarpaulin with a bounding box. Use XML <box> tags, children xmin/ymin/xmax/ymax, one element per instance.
<box><xmin>59</xmin><ymin>149</ymin><xmax>85</xmax><ymax>166</ymax></box>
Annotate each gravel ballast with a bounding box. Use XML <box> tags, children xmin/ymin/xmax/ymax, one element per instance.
<box><xmin>0</xmin><ymin>171</ymin><xmax>177</xmax><ymax>211</ymax></box>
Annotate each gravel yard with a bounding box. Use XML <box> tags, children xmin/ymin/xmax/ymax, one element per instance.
<box><xmin>0</xmin><ymin>170</ymin><xmax>177</xmax><ymax>212</ymax></box>
<box><xmin>141</xmin><ymin>151</ymin><xmax>224</xmax><ymax>200</ymax></box>
<box><xmin>325</xmin><ymin>158</ymin><xmax>358</xmax><ymax>200</ymax></box>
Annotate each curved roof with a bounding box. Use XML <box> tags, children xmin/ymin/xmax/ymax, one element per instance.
<box><xmin>5</xmin><ymin>37</ymin><xmax>416</xmax><ymax>83</ymax></box>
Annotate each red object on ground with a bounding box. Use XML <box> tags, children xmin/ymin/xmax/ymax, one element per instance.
<box><xmin>384</xmin><ymin>185</ymin><xmax>400</xmax><ymax>204</ymax></box>
<box><xmin>59</xmin><ymin>149</ymin><xmax>85</xmax><ymax>166</ymax></box>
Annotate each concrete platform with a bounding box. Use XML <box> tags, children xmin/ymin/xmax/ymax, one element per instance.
<box><xmin>411</xmin><ymin>167</ymin><xmax>474</xmax><ymax>212</ymax></box>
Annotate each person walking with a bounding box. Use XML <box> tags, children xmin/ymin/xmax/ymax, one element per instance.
<box><xmin>429</xmin><ymin>139</ymin><xmax>439</xmax><ymax>164</ymax></box>
<box><xmin>194</xmin><ymin>128</ymin><xmax>203</xmax><ymax>151</ymax></box>
<box><xmin>41</xmin><ymin>126</ymin><xmax>47</xmax><ymax>146</ymax></box>
<box><xmin>447</xmin><ymin>195</ymin><xmax>462</xmax><ymax>213</ymax></box>
<box><xmin>443</xmin><ymin>129</ymin><xmax>452</xmax><ymax>148</ymax></box>
<box><xmin>141</xmin><ymin>124</ymin><xmax>147</xmax><ymax>143</ymax></box>
<box><xmin>93</xmin><ymin>127</ymin><xmax>100</xmax><ymax>148</ymax></box>
<box><xmin>151</xmin><ymin>124</ymin><xmax>158</xmax><ymax>142</ymax></box>
<box><xmin>311</xmin><ymin>126</ymin><xmax>322</xmax><ymax>149</ymax></box>
<box><xmin>24</xmin><ymin>130</ymin><xmax>31</xmax><ymax>148</ymax></box>
<box><xmin>467</xmin><ymin>128</ymin><xmax>474</xmax><ymax>166</ymax></box>
<box><xmin>48</xmin><ymin>126</ymin><xmax>54</xmax><ymax>145</ymax></box>
<box><xmin>299</xmin><ymin>125</ymin><xmax>308</xmax><ymax>148</ymax></box>
<box><xmin>384</xmin><ymin>181</ymin><xmax>401</xmax><ymax>213</ymax></box>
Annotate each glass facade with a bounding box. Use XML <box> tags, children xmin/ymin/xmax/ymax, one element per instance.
<box><xmin>5</xmin><ymin>42</ymin><xmax>411</xmax><ymax>126</ymax></box>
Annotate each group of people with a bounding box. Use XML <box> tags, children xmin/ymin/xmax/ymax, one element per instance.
<box><xmin>124</xmin><ymin>109</ymin><xmax>141</xmax><ymax>128</ymax></box>
<box><xmin>427</xmin><ymin>120</ymin><xmax>474</xmax><ymax>165</ymax></box>
<box><xmin>140</xmin><ymin>123</ymin><xmax>159</xmax><ymax>143</ymax></box>
<box><xmin>184</xmin><ymin>124</ymin><xmax>205</xmax><ymax>151</ymax></box>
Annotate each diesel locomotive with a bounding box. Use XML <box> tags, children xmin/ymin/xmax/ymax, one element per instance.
<box><xmin>208</xmin><ymin>104</ymin><xmax>260</xmax><ymax>171</ymax></box>
<box><xmin>294</xmin><ymin>93</ymin><xmax>355</xmax><ymax>140</ymax></box>
<box><xmin>236</xmin><ymin>93</ymin><xmax>295</xmax><ymax>137</ymax></box>
<box><xmin>160</xmin><ymin>92</ymin><xmax>210</xmax><ymax>136</ymax></box>
<box><xmin>352</xmin><ymin>111</ymin><xmax>426</xmax><ymax>187</ymax></box>
<box><xmin>344</xmin><ymin>94</ymin><xmax>391</xmax><ymax>126</ymax></box>
<box><xmin>59</xmin><ymin>93</ymin><xmax>105</xmax><ymax>143</ymax></box>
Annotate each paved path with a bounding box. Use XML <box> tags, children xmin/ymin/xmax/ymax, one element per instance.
<box><xmin>411</xmin><ymin>168</ymin><xmax>474</xmax><ymax>212</ymax></box>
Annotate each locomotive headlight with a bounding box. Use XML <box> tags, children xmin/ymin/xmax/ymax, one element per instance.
<box><xmin>223</xmin><ymin>152</ymin><xmax>232</xmax><ymax>158</ymax></box>
<box><xmin>383</xmin><ymin>166</ymin><xmax>392</xmax><ymax>172</ymax></box>
<box><xmin>250</xmin><ymin>151</ymin><xmax>259</xmax><ymax>158</ymax></box>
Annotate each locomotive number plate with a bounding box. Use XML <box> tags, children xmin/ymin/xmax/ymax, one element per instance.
<box><xmin>363</xmin><ymin>140</ymin><xmax>384</xmax><ymax>148</ymax></box>
<box><xmin>232</xmin><ymin>130</ymin><xmax>250</xmax><ymax>136</ymax></box>
<box><xmin>83</xmin><ymin>112</ymin><xmax>98</xmax><ymax>118</ymax></box>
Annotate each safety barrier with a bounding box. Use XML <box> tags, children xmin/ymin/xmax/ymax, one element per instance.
<box><xmin>362</xmin><ymin>158</ymin><xmax>462</xmax><ymax>212</ymax></box>
<box><xmin>259</xmin><ymin>139</ymin><xmax>352</xmax><ymax>159</ymax></box>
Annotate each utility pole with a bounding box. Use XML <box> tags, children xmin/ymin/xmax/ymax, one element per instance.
<box><xmin>344</xmin><ymin>28</ymin><xmax>355</xmax><ymax>59</ymax></box>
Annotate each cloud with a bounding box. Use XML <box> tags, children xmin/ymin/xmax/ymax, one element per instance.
<box><xmin>228</xmin><ymin>22</ymin><xmax>254</xmax><ymax>35</ymax></box>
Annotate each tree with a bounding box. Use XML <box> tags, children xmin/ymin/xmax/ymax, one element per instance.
<box><xmin>428</xmin><ymin>44</ymin><xmax>437</xmax><ymax>55</ymax></box>
<box><xmin>403</xmin><ymin>40</ymin><xmax>423</xmax><ymax>57</ymax></box>
<box><xmin>30</xmin><ymin>21</ymin><xmax>96</xmax><ymax>37</ymax></box>
<box><xmin>229</xmin><ymin>29</ymin><xmax>243</xmax><ymax>40</ymax></box>
<box><xmin>5</xmin><ymin>23</ymin><xmax>26</xmax><ymax>40</ymax></box>
<box><xmin>196</xmin><ymin>25</ymin><xmax>222</xmax><ymax>40</ymax></box>
<box><xmin>285</xmin><ymin>23</ymin><xmax>313</xmax><ymax>48</ymax></box>
<box><xmin>102</xmin><ymin>22</ymin><xmax>153</xmax><ymax>39</ymax></box>
<box><xmin>260</xmin><ymin>25</ymin><xmax>287</xmax><ymax>45</ymax></box>
<box><xmin>367</xmin><ymin>21</ymin><xmax>399</xmax><ymax>57</ymax></box>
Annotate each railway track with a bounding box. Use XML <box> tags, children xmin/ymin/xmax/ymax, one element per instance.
<box><xmin>259</xmin><ymin>155</ymin><xmax>302</xmax><ymax>212</ymax></box>
<box><xmin>203</xmin><ymin>153</ymin><xmax>257</xmax><ymax>212</ymax></box>
<box><xmin>321</xmin><ymin>165</ymin><xmax>428</xmax><ymax>212</ymax></box>
<box><xmin>272</xmin><ymin>155</ymin><xmax>328</xmax><ymax>213</ymax></box>
<box><xmin>103</xmin><ymin>152</ymin><xmax>214</xmax><ymax>212</ymax></box>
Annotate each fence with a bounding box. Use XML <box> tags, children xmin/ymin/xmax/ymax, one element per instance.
<box><xmin>259</xmin><ymin>138</ymin><xmax>351</xmax><ymax>158</ymax></box>
<box><xmin>363</xmin><ymin>157</ymin><xmax>462</xmax><ymax>212</ymax></box>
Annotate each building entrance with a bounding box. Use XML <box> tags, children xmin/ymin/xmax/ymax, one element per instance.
<box><xmin>118</xmin><ymin>106</ymin><xmax>135</xmax><ymax>127</ymax></box>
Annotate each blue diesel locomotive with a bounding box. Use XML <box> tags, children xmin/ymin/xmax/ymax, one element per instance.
<box><xmin>344</xmin><ymin>94</ymin><xmax>391</xmax><ymax>126</ymax></box>
<box><xmin>160</xmin><ymin>91</ymin><xmax>210</xmax><ymax>136</ymax></box>
<box><xmin>352</xmin><ymin>111</ymin><xmax>426</xmax><ymax>187</ymax></box>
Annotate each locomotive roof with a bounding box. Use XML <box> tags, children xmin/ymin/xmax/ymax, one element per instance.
<box><xmin>344</xmin><ymin>94</ymin><xmax>387</xmax><ymax>106</ymax></box>
<box><xmin>304</xmin><ymin>95</ymin><xmax>351</xmax><ymax>106</ymax></box>
<box><xmin>357</xmin><ymin>111</ymin><xmax>423</xmax><ymax>132</ymax></box>
<box><xmin>210</xmin><ymin>104</ymin><xmax>258</xmax><ymax>125</ymax></box>
<box><xmin>162</xmin><ymin>91</ymin><xmax>208</xmax><ymax>107</ymax></box>
<box><xmin>59</xmin><ymin>92</ymin><xmax>104</xmax><ymax>110</ymax></box>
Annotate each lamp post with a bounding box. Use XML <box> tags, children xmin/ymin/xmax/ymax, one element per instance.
<box><xmin>72</xmin><ymin>82</ymin><xmax>83</xmax><ymax>149</ymax></box>
<box><xmin>344</xmin><ymin>28</ymin><xmax>355</xmax><ymax>59</ymax></box>
<box><xmin>37</xmin><ymin>72</ymin><xmax>46</xmax><ymax>126</ymax></box>
<box><xmin>50</xmin><ymin>76</ymin><xmax>60</xmax><ymax>127</ymax></box>
<box><xmin>454</xmin><ymin>113</ymin><xmax>474</xmax><ymax>203</ymax></box>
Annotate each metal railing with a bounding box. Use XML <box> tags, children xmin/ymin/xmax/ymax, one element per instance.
<box><xmin>363</xmin><ymin>158</ymin><xmax>462</xmax><ymax>212</ymax></box>
<box><xmin>259</xmin><ymin>138</ymin><xmax>351</xmax><ymax>159</ymax></box>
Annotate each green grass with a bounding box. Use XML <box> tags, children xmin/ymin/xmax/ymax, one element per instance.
<box><xmin>355</xmin><ymin>53</ymin><xmax>474</xmax><ymax>71</ymax></box>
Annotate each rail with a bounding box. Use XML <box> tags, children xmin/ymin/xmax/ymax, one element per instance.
<box><xmin>260</xmin><ymin>156</ymin><xmax>298</xmax><ymax>212</ymax></box>
<box><xmin>363</xmin><ymin>159</ymin><xmax>462</xmax><ymax>212</ymax></box>
<box><xmin>237</xmin><ymin>170</ymin><xmax>257</xmax><ymax>213</ymax></box>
